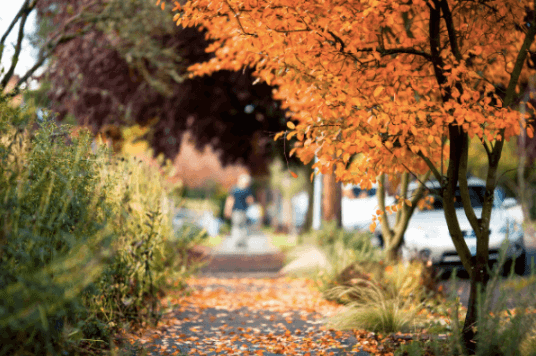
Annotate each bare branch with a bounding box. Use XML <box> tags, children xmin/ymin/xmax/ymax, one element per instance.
<box><xmin>5</xmin><ymin>26</ymin><xmax>94</xmax><ymax>99</ymax></box>
<box><xmin>0</xmin><ymin>0</ymin><xmax>35</xmax><ymax>91</ymax></box>
<box><xmin>0</xmin><ymin>0</ymin><xmax>39</xmax><ymax>64</ymax></box>
<box><xmin>2</xmin><ymin>0</ymin><xmax>111</xmax><ymax>97</ymax></box>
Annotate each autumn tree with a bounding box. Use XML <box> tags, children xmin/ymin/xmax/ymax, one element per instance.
<box><xmin>168</xmin><ymin>0</ymin><xmax>536</xmax><ymax>351</ymax></box>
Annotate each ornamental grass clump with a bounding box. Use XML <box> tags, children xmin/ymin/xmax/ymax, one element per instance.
<box><xmin>312</xmin><ymin>220</ymin><xmax>383</xmax><ymax>292</ymax></box>
<box><xmin>326</xmin><ymin>261</ymin><xmax>434</xmax><ymax>334</ymax></box>
<box><xmin>327</xmin><ymin>273</ymin><xmax>424</xmax><ymax>334</ymax></box>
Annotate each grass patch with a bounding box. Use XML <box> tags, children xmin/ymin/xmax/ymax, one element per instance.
<box><xmin>269</xmin><ymin>233</ymin><xmax>298</xmax><ymax>253</ymax></box>
<box><xmin>328</xmin><ymin>279</ymin><xmax>425</xmax><ymax>333</ymax></box>
<box><xmin>326</xmin><ymin>261</ymin><xmax>435</xmax><ymax>334</ymax></box>
<box><xmin>201</xmin><ymin>234</ymin><xmax>223</xmax><ymax>248</ymax></box>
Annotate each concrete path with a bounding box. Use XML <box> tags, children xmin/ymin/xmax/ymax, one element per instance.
<box><xmin>119</xmin><ymin>231</ymin><xmax>536</xmax><ymax>355</ymax></box>
<box><xmin>120</xmin><ymin>233</ymin><xmax>373</xmax><ymax>355</ymax></box>
<box><xmin>201</xmin><ymin>233</ymin><xmax>285</xmax><ymax>276</ymax></box>
<box><xmin>123</xmin><ymin>278</ymin><xmax>369</xmax><ymax>356</ymax></box>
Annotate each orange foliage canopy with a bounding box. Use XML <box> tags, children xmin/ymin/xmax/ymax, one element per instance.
<box><xmin>166</xmin><ymin>0</ymin><xmax>535</xmax><ymax>191</ymax></box>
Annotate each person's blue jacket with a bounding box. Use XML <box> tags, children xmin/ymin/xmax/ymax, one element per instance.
<box><xmin>231</xmin><ymin>186</ymin><xmax>254</xmax><ymax>211</ymax></box>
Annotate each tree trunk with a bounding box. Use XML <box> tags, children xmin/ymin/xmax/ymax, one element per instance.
<box><xmin>301</xmin><ymin>162</ymin><xmax>315</xmax><ymax>238</ymax></box>
<box><xmin>463</xmin><ymin>257</ymin><xmax>490</xmax><ymax>354</ymax></box>
<box><xmin>282</xmin><ymin>195</ymin><xmax>293</xmax><ymax>233</ymax></box>
<box><xmin>385</xmin><ymin>247</ymin><xmax>398</xmax><ymax>263</ymax></box>
<box><xmin>378</xmin><ymin>172</ymin><xmax>431</xmax><ymax>263</ymax></box>
<box><xmin>257</xmin><ymin>186</ymin><xmax>268</xmax><ymax>227</ymax></box>
<box><xmin>322</xmin><ymin>171</ymin><xmax>341</xmax><ymax>227</ymax></box>
<box><xmin>519</xmin><ymin>81</ymin><xmax>533</xmax><ymax>224</ymax></box>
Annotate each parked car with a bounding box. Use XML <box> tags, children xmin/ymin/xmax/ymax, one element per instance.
<box><xmin>342</xmin><ymin>183</ymin><xmax>395</xmax><ymax>233</ymax></box>
<box><xmin>288</xmin><ymin>184</ymin><xmax>394</xmax><ymax>235</ymax></box>
<box><xmin>172</xmin><ymin>208</ymin><xmax>223</xmax><ymax>237</ymax></box>
<box><xmin>395</xmin><ymin>177</ymin><xmax>525</xmax><ymax>273</ymax></box>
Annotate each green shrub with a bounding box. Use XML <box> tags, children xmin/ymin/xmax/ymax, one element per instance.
<box><xmin>1</xmin><ymin>106</ymin><xmax>114</xmax><ymax>355</ymax></box>
<box><xmin>0</xmin><ymin>99</ymin><xmax>196</xmax><ymax>355</ymax></box>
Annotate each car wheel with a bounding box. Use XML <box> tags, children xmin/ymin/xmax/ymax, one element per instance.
<box><xmin>502</xmin><ymin>249</ymin><xmax>527</xmax><ymax>276</ymax></box>
<box><xmin>514</xmin><ymin>250</ymin><xmax>527</xmax><ymax>276</ymax></box>
<box><xmin>371</xmin><ymin>234</ymin><xmax>384</xmax><ymax>248</ymax></box>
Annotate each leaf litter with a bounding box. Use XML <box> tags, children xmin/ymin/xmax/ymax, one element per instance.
<box><xmin>117</xmin><ymin>276</ymin><xmax>446</xmax><ymax>355</ymax></box>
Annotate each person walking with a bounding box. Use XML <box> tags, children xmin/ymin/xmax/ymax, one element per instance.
<box><xmin>224</xmin><ymin>174</ymin><xmax>254</xmax><ymax>248</ymax></box>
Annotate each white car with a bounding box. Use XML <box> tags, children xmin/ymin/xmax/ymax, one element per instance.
<box><xmin>342</xmin><ymin>183</ymin><xmax>395</xmax><ymax>232</ymax></box>
<box><xmin>396</xmin><ymin>177</ymin><xmax>525</xmax><ymax>273</ymax></box>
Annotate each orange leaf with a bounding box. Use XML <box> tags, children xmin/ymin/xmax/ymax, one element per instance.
<box><xmin>290</xmin><ymin>171</ymin><xmax>298</xmax><ymax>178</ymax></box>
<box><xmin>369</xmin><ymin>222</ymin><xmax>377</xmax><ymax>232</ymax></box>
<box><xmin>528</xmin><ymin>126</ymin><xmax>534</xmax><ymax>139</ymax></box>
<box><xmin>373</xmin><ymin>86</ymin><xmax>384</xmax><ymax>97</ymax></box>
<box><xmin>287</xmin><ymin>121</ymin><xmax>296</xmax><ymax>129</ymax></box>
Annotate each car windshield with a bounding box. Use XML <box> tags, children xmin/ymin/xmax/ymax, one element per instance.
<box><xmin>418</xmin><ymin>186</ymin><xmax>485</xmax><ymax>210</ymax></box>
<box><xmin>352</xmin><ymin>187</ymin><xmax>377</xmax><ymax>198</ymax></box>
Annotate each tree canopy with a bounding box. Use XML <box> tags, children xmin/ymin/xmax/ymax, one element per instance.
<box><xmin>172</xmin><ymin>0</ymin><xmax>533</xmax><ymax>184</ymax></box>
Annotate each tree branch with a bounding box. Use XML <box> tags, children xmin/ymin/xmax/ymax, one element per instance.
<box><xmin>458</xmin><ymin>133</ymin><xmax>481</xmax><ymax>241</ymax></box>
<box><xmin>0</xmin><ymin>0</ymin><xmax>34</xmax><ymax>91</ymax></box>
<box><xmin>378</xmin><ymin>173</ymin><xmax>394</xmax><ymax>243</ymax></box>
<box><xmin>439</xmin><ymin>0</ymin><xmax>462</xmax><ymax>61</ymax></box>
<box><xmin>429</xmin><ymin>1</ymin><xmax>473</xmax><ymax>274</ymax></box>
<box><xmin>224</xmin><ymin>0</ymin><xmax>258</xmax><ymax>37</ymax></box>
<box><xmin>353</xmin><ymin>46</ymin><xmax>432</xmax><ymax>61</ymax></box>
<box><xmin>417</xmin><ymin>151</ymin><xmax>442</xmax><ymax>182</ymax></box>
<box><xmin>395</xmin><ymin>172</ymin><xmax>409</xmax><ymax>226</ymax></box>
<box><xmin>0</xmin><ymin>0</ymin><xmax>38</xmax><ymax>64</ymax></box>
<box><xmin>482</xmin><ymin>139</ymin><xmax>491</xmax><ymax>160</ymax></box>
<box><xmin>2</xmin><ymin>0</ymin><xmax>111</xmax><ymax>97</ymax></box>
<box><xmin>4</xmin><ymin>26</ymin><xmax>95</xmax><ymax>99</ymax></box>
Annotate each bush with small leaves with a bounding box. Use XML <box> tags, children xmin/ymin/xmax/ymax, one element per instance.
<box><xmin>1</xmin><ymin>95</ymin><xmax>197</xmax><ymax>355</ymax></box>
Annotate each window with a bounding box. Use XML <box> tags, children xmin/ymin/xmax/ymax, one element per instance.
<box><xmin>421</xmin><ymin>186</ymin><xmax>486</xmax><ymax>210</ymax></box>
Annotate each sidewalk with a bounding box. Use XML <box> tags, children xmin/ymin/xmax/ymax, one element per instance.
<box><xmin>123</xmin><ymin>277</ymin><xmax>370</xmax><ymax>355</ymax></box>
<box><xmin>119</xmin><ymin>234</ymin><xmax>375</xmax><ymax>355</ymax></box>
